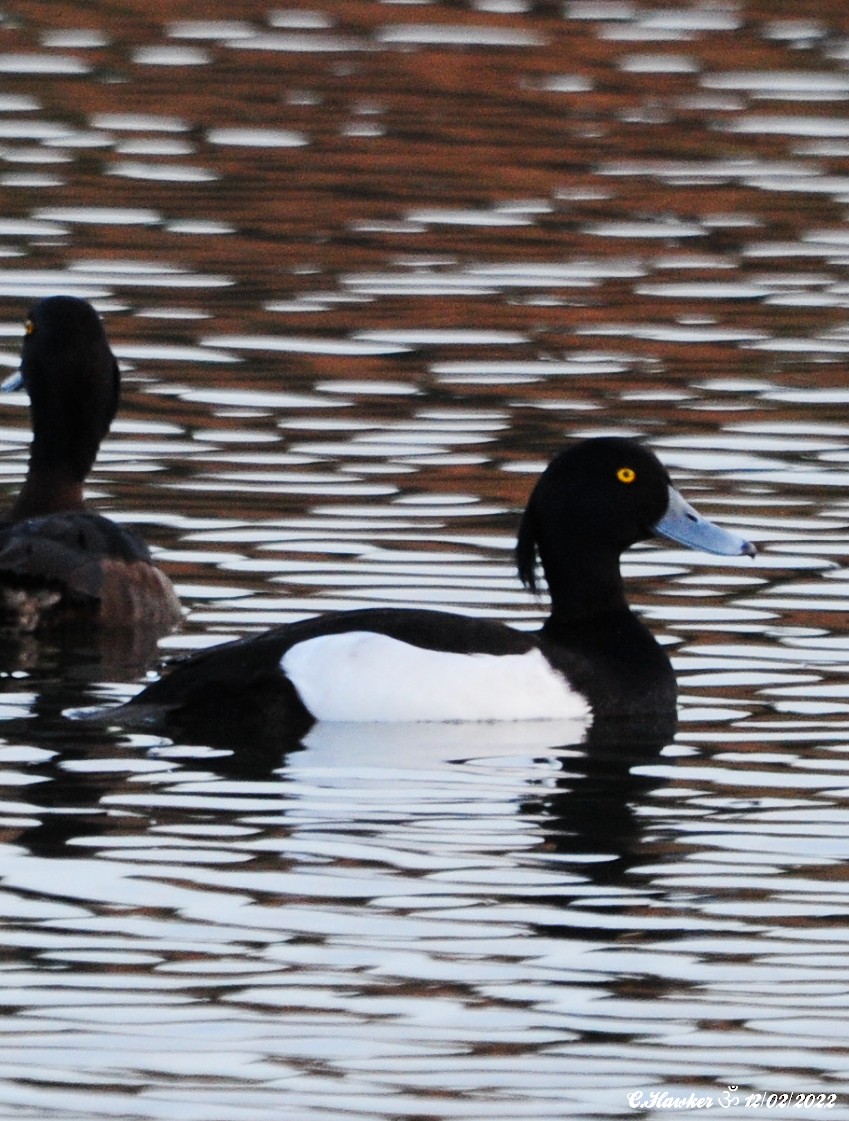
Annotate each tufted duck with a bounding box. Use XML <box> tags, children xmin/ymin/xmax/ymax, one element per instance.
<box><xmin>0</xmin><ymin>296</ymin><xmax>182</xmax><ymax>633</ymax></box>
<box><xmin>114</xmin><ymin>436</ymin><xmax>753</xmax><ymax>735</ymax></box>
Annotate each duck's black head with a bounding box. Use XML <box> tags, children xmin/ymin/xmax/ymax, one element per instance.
<box><xmin>516</xmin><ymin>438</ymin><xmax>673</xmax><ymax>593</ymax></box>
<box><xmin>516</xmin><ymin>436</ymin><xmax>753</xmax><ymax>609</ymax></box>
<box><xmin>19</xmin><ymin>296</ymin><xmax>120</xmax><ymax>486</ymax></box>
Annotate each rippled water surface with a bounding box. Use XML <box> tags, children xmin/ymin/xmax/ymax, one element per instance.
<box><xmin>2</xmin><ymin>1</ymin><xmax>849</xmax><ymax>1117</ymax></box>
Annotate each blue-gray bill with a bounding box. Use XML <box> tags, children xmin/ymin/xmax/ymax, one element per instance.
<box><xmin>653</xmin><ymin>485</ymin><xmax>756</xmax><ymax>557</ymax></box>
<box><xmin>1</xmin><ymin>371</ymin><xmax>22</xmax><ymax>392</ymax></box>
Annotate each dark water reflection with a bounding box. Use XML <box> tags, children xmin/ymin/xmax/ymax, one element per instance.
<box><xmin>0</xmin><ymin>1</ymin><xmax>848</xmax><ymax>1117</ymax></box>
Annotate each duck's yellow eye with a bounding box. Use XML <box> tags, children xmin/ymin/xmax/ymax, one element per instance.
<box><xmin>24</xmin><ymin>319</ymin><xmax>34</xmax><ymax>336</ymax></box>
<box><xmin>617</xmin><ymin>466</ymin><xmax>636</xmax><ymax>484</ymax></box>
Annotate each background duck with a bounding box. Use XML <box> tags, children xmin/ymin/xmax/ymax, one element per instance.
<box><xmin>0</xmin><ymin>296</ymin><xmax>181</xmax><ymax>634</ymax></box>
<box><xmin>112</xmin><ymin>437</ymin><xmax>754</xmax><ymax>739</ymax></box>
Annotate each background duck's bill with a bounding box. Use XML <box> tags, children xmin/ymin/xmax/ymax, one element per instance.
<box><xmin>1</xmin><ymin>371</ymin><xmax>22</xmax><ymax>392</ymax></box>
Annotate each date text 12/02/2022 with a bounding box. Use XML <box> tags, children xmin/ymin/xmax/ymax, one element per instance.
<box><xmin>626</xmin><ymin>1089</ymin><xmax>839</xmax><ymax>1110</ymax></box>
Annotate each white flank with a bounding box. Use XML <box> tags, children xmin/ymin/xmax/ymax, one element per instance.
<box><xmin>280</xmin><ymin>630</ymin><xmax>591</xmax><ymax>723</ymax></box>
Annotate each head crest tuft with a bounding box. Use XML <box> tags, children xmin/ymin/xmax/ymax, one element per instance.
<box><xmin>515</xmin><ymin>501</ymin><xmax>541</xmax><ymax>593</ymax></box>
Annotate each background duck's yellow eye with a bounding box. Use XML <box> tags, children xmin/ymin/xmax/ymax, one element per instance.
<box><xmin>24</xmin><ymin>319</ymin><xmax>34</xmax><ymax>336</ymax></box>
<box><xmin>617</xmin><ymin>466</ymin><xmax>636</xmax><ymax>484</ymax></box>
